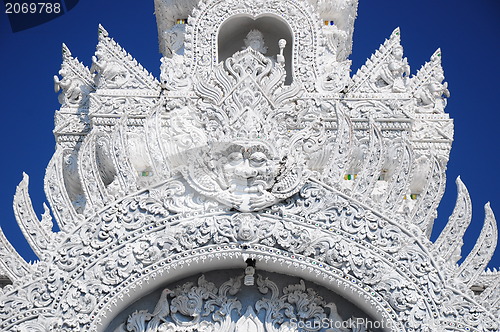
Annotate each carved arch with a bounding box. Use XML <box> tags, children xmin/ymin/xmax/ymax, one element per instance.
<box><xmin>3</xmin><ymin>180</ymin><xmax>497</xmax><ymax>332</ymax></box>
<box><xmin>185</xmin><ymin>0</ymin><xmax>322</xmax><ymax>91</ymax></box>
<box><xmin>94</xmin><ymin>249</ymin><xmax>400</xmax><ymax>331</ymax></box>
<box><xmin>105</xmin><ymin>270</ymin><xmax>388</xmax><ymax>331</ymax></box>
<box><xmin>217</xmin><ymin>14</ymin><xmax>294</xmax><ymax>84</ymax></box>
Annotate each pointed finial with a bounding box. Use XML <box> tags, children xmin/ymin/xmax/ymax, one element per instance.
<box><xmin>61</xmin><ymin>43</ymin><xmax>71</xmax><ymax>57</ymax></box>
<box><xmin>431</xmin><ymin>48</ymin><xmax>442</xmax><ymax>62</ymax></box>
<box><xmin>21</xmin><ymin>172</ymin><xmax>29</xmax><ymax>184</ymax></box>
<box><xmin>386</xmin><ymin>28</ymin><xmax>402</xmax><ymax>49</ymax></box>
<box><xmin>391</xmin><ymin>27</ymin><xmax>401</xmax><ymax>38</ymax></box>
<box><xmin>16</xmin><ymin>172</ymin><xmax>30</xmax><ymax>191</ymax></box>
<box><xmin>98</xmin><ymin>24</ymin><xmax>109</xmax><ymax>38</ymax></box>
<box><xmin>61</xmin><ymin>43</ymin><xmax>73</xmax><ymax>62</ymax></box>
<box><xmin>455</xmin><ymin>176</ymin><xmax>466</xmax><ymax>193</ymax></box>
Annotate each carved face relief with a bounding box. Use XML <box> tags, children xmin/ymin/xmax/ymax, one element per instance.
<box><xmin>164</xmin><ymin>24</ymin><xmax>186</xmax><ymax>55</ymax></box>
<box><xmin>221</xmin><ymin>147</ymin><xmax>277</xmax><ymax>194</ymax></box>
<box><xmin>180</xmin><ymin>141</ymin><xmax>285</xmax><ymax>212</ymax></box>
<box><xmin>234</xmin><ymin>213</ymin><xmax>258</xmax><ymax>241</ymax></box>
<box><xmin>392</xmin><ymin>45</ymin><xmax>404</xmax><ymax>60</ymax></box>
<box><xmin>215</xmin><ymin>143</ymin><xmax>279</xmax><ymax>211</ymax></box>
<box><xmin>243</xmin><ymin>29</ymin><xmax>268</xmax><ymax>54</ymax></box>
<box><xmin>176</xmin><ymin>47</ymin><xmax>311</xmax><ymax>212</ymax></box>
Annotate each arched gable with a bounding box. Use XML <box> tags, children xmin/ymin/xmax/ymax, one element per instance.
<box><xmin>185</xmin><ymin>0</ymin><xmax>322</xmax><ymax>91</ymax></box>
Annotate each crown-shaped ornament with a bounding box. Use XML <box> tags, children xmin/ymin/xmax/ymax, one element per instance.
<box><xmin>162</xmin><ymin>46</ymin><xmax>329</xmax><ymax>212</ymax></box>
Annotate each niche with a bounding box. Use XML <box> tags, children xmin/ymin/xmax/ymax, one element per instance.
<box><xmin>218</xmin><ymin>15</ymin><xmax>293</xmax><ymax>85</ymax></box>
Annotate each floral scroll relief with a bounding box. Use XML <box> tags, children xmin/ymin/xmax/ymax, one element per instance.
<box><xmin>411</xmin><ymin>49</ymin><xmax>450</xmax><ymax>114</ymax></box>
<box><xmin>185</xmin><ymin>0</ymin><xmax>321</xmax><ymax>91</ymax></box>
<box><xmin>349</xmin><ymin>28</ymin><xmax>409</xmax><ymax>94</ymax></box>
<box><xmin>114</xmin><ymin>274</ymin><xmax>369</xmax><ymax>332</ymax></box>
<box><xmin>178</xmin><ymin>48</ymin><xmax>317</xmax><ymax>212</ymax></box>
<box><xmin>54</xmin><ymin>44</ymin><xmax>94</xmax><ymax>109</ymax></box>
<box><xmin>91</xmin><ymin>25</ymin><xmax>160</xmax><ymax>92</ymax></box>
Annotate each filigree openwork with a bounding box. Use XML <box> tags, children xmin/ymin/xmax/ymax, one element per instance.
<box><xmin>113</xmin><ymin>273</ymin><xmax>374</xmax><ymax>332</ymax></box>
<box><xmin>184</xmin><ymin>0</ymin><xmax>322</xmax><ymax>91</ymax></box>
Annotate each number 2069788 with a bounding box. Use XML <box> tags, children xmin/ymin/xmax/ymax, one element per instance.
<box><xmin>5</xmin><ymin>2</ymin><xmax>62</xmax><ymax>14</ymax></box>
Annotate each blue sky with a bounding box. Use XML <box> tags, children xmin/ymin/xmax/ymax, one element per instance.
<box><xmin>0</xmin><ymin>0</ymin><xmax>498</xmax><ymax>268</ymax></box>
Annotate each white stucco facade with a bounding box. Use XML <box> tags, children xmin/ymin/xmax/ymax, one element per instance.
<box><xmin>0</xmin><ymin>1</ymin><xmax>498</xmax><ymax>331</ymax></box>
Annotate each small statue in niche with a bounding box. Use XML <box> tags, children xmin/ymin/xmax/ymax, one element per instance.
<box><xmin>163</xmin><ymin>23</ymin><xmax>186</xmax><ymax>56</ymax></box>
<box><xmin>243</xmin><ymin>29</ymin><xmax>268</xmax><ymax>54</ymax></box>
<box><xmin>277</xmin><ymin>39</ymin><xmax>286</xmax><ymax>65</ymax></box>
<box><xmin>375</xmin><ymin>45</ymin><xmax>410</xmax><ymax>92</ymax></box>
<box><xmin>416</xmin><ymin>72</ymin><xmax>450</xmax><ymax>113</ymax></box>
<box><xmin>54</xmin><ymin>70</ymin><xmax>86</xmax><ymax>106</ymax></box>
<box><xmin>91</xmin><ymin>50</ymin><xmax>129</xmax><ymax>88</ymax></box>
<box><xmin>242</xmin><ymin>30</ymin><xmax>287</xmax><ymax>66</ymax></box>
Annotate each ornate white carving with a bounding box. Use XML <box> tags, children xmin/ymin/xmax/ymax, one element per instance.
<box><xmin>432</xmin><ymin>177</ymin><xmax>472</xmax><ymax>264</ymax></box>
<box><xmin>243</xmin><ymin>29</ymin><xmax>269</xmax><ymax>54</ymax></box>
<box><xmin>13</xmin><ymin>173</ymin><xmax>54</xmax><ymax>259</ymax></box>
<box><xmin>162</xmin><ymin>23</ymin><xmax>186</xmax><ymax>57</ymax></box>
<box><xmin>307</xmin><ymin>0</ymin><xmax>358</xmax><ymax>61</ymax></box>
<box><xmin>91</xmin><ymin>25</ymin><xmax>160</xmax><ymax>92</ymax></box>
<box><xmin>409</xmin><ymin>156</ymin><xmax>446</xmax><ymax>236</ymax></box>
<box><xmin>154</xmin><ymin>0</ymin><xmax>199</xmax><ymax>56</ymax></box>
<box><xmin>53</xmin><ymin>44</ymin><xmax>94</xmax><ymax>143</ymax></box>
<box><xmin>479</xmin><ymin>271</ymin><xmax>500</xmax><ymax>316</ymax></box>
<box><xmin>160</xmin><ymin>53</ymin><xmax>193</xmax><ymax>91</ymax></box>
<box><xmin>179</xmin><ymin>48</ymin><xmax>310</xmax><ymax>211</ymax></box>
<box><xmin>411</xmin><ymin>49</ymin><xmax>450</xmax><ymax>114</ymax></box>
<box><xmin>0</xmin><ymin>227</ymin><xmax>32</xmax><ymax>283</ymax></box>
<box><xmin>0</xmin><ymin>1</ymin><xmax>497</xmax><ymax>332</ymax></box>
<box><xmin>349</xmin><ymin>28</ymin><xmax>409</xmax><ymax>94</ymax></box>
<box><xmin>0</xmin><ymin>176</ymin><xmax>498</xmax><ymax>331</ymax></box>
<box><xmin>78</xmin><ymin>132</ymin><xmax>112</xmax><ymax>215</ymax></box>
<box><xmin>44</xmin><ymin>147</ymin><xmax>84</xmax><ymax>230</ymax></box>
<box><xmin>184</xmin><ymin>0</ymin><xmax>322</xmax><ymax>92</ymax></box>
<box><xmin>113</xmin><ymin>274</ymin><xmax>369</xmax><ymax>332</ymax></box>
<box><xmin>456</xmin><ymin>203</ymin><xmax>498</xmax><ymax>287</ymax></box>
<box><xmin>54</xmin><ymin>44</ymin><xmax>95</xmax><ymax>109</ymax></box>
